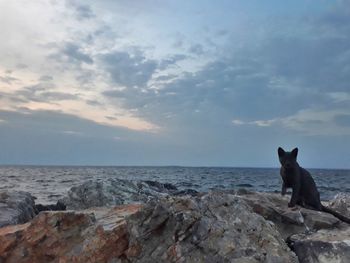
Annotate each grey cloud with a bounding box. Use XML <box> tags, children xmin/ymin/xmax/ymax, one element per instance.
<box><xmin>62</xmin><ymin>43</ymin><xmax>93</xmax><ymax>64</ymax></box>
<box><xmin>100</xmin><ymin>50</ymin><xmax>157</xmax><ymax>88</ymax></box>
<box><xmin>39</xmin><ymin>91</ymin><xmax>78</xmax><ymax>101</ymax></box>
<box><xmin>75</xmin><ymin>69</ymin><xmax>98</xmax><ymax>86</ymax></box>
<box><xmin>334</xmin><ymin>114</ymin><xmax>350</xmax><ymax>127</ymax></box>
<box><xmin>0</xmin><ymin>109</ymin><xmax>178</xmax><ymax>165</ymax></box>
<box><xmin>154</xmin><ymin>74</ymin><xmax>178</xmax><ymax>81</ymax></box>
<box><xmin>86</xmin><ymin>99</ymin><xmax>103</xmax><ymax>106</ymax></box>
<box><xmin>216</xmin><ymin>29</ymin><xmax>228</xmax><ymax>36</ymax></box>
<box><xmin>159</xmin><ymin>54</ymin><xmax>187</xmax><ymax>70</ymax></box>
<box><xmin>0</xmin><ymin>91</ymin><xmax>27</xmax><ymax>103</ymax></box>
<box><xmin>15</xmin><ymin>83</ymin><xmax>78</xmax><ymax>103</ymax></box>
<box><xmin>100</xmin><ymin>4</ymin><xmax>350</xmax><ymax>133</ymax></box>
<box><xmin>49</xmin><ymin>42</ymin><xmax>93</xmax><ymax>66</ymax></box>
<box><xmin>0</xmin><ymin>75</ymin><xmax>18</xmax><ymax>84</ymax></box>
<box><xmin>172</xmin><ymin>39</ymin><xmax>184</xmax><ymax>48</ymax></box>
<box><xmin>102</xmin><ymin>87</ymin><xmax>157</xmax><ymax>110</ymax></box>
<box><xmin>188</xmin><ymin>44</ymin><xmax>204</xmax><ymax>55</ymax></box>
<box><xmin>39</xmin><ymin>75</ymin><xmax>54</xmax><ymax>81</ymax></box>
<box><xmin>75</xmin><ymin>4</ymin><xmax>94</xmax><ymax>20</ymax></box>
<box><xmin>105</xmin><ymin>116</ymin><xmax>118</xmax><ymax>121</ymax></box>
<box><xmin>15</xmin><ymin>63</ymin><xmax>28</xmax><ymax>69</ymax></box>
<box><xmin>66</xmin><ymin>0</ymin><xmax>94</xmax><ymax>20</ymax></box>
<box><xmin>317</xmin><ymin>0</ymin><xmax>350</xmax><ymax>31</ymax></box>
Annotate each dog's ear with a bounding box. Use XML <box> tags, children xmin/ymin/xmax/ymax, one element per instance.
<box><xmin>291</xmin><ymin>147</ymin><xmax>298</xmax><ymax>158</ymax></box>
<box><xmin>278</xmin><ymin>147</ymin><xmax>285</xmax><ymax>157</ymax></box>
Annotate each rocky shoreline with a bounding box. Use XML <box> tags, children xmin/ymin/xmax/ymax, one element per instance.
<box><xmin>0</xmin><ymin>179</ymin><xmax>349</xmax><ymax>262</ymax></box>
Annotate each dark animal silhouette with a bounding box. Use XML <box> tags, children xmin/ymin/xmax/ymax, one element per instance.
<box><xmin>278</xmin><ymin>147</ymin><xmax>350</xmax><ymax>223</ymax></box>
<box><xmin>35</xmin><ymin>200</ymin><xmax>66</xmax><ymax>213</ymax></box>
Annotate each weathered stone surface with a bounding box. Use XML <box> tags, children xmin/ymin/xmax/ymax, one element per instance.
<box><xmin>0</xmin><ymin>192</ymin><xmax>297</xmax><ymax>263</ymax></box>
<box><xmin>0</xmin><ymin>204</ymin><xmax>140</xmax><ymax>263</ymax></box>
<box><xmin>236</xmin><ymin>190</ymin><xmax>341</xmax><ymax>239</ymax></box>
<box><xmin>289</xmin><ymin>227</ymin><xmax>350</xmax><ymax>263</ymax></box>
<box><xmin>60</xmin><ymin>179</ymin><xmax>198</xmax><ymax>210</ymax></box>
<box><xmin>328</xmin><ymin>193</ymin><xmax>350</xmax><ymax>218</ymax></box>
<box><xmin>126</xmin><ymin>192</ymin><xmax>297</xmax><ymax>263</ymax></box>
<box><xmin>0</xmin><ymin>191</ymin><xmax>37</xmax><ymax>228</ymax></box>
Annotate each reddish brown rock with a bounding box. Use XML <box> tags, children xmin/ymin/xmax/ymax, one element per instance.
<box><xmin>0</xmin><ymin>204</ymin><xmax>141</xmax><ymax>263</ymax></box>
<box><xmin>0</xmin><ymin>193</ymin><xmax>297</xmax><ymax>263</ymax></box>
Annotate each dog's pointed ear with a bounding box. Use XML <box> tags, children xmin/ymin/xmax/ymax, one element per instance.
<box><xmin>291</xmin><ymin>147</ymin><xmax>298</xmax><ymax>158</ymax></box>
<box><xmin>278</xmin><ymin>147</ymin><xmax>285</xmax><ymax>157</ymax></box>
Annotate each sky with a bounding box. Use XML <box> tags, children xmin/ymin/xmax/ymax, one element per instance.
<box><xmin>0</xmin><ymin>0</ymin><xmax>350</xmax><ymax>168</ymax></box>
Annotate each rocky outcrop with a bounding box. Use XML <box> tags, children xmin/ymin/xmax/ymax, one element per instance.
<box><xmin>288</xmin><ymin>227</ymin><xmax>350</xmax><ymax>263</ymax></box>
<box><xmin>235</xmin><ymin>190</ymin><xmax>350</xmax><ymax>263</ymax></box>
<box><xmin>328</xmin><ymin>193</ymin><xmax>350</xmax><ymax>218</ymax></box>
<box><xmin>235</xmin><ymin>189</ymin><xmax>344</xmax><ymax>239</ymax></box>
<box><xmin>0</xmin><ymin>192</ymin><xmax>297</xmax><ymax>263</ymax></box>
<box><xmin>1</xmin><ymin>181</ymin><xmax>349</xmax><ymax>263</ymax></box>
<box><xmin>0</xmin><ymin>191</ymin><xmax>37</xmax><ymax>228</ymax></box>
<box><xmin>59</xmin><ymin>179</ymin><xmax>198</xmax><ymax>210</ymax></box>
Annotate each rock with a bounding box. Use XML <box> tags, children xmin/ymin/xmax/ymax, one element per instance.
<box><xmin>0</xmin><ymin>192</ymin><xmax>297</xmax><ymax>263</ymax></box>
<box><xmin>126</xmin><ymin>192</ymin><xmax>297</xmax><ymax>263</ymax></box>
<box><xmin>328</xmin><ymin>193</ymin><xmax>350</xmax><ymax>218</ymax></box>
<box><xmin>288</xmin><ymin>227</ymin><xmax>350</xmax><ymax>263</ymax></box>
<box><xmin>0</xmin><ymin>191</ymin><xmax>37</xmax><ymax>228</ymax></box>
<box><xmin>60</xmin><ymin>179</ymin><xmax>197</xmax><ymax>210</ymax></box>
<box><xmin>0</xmin><ymin>204</ymin><xmax>140</xmax><ymax>263</ymax></box>
<box><xmin>236</xmin><ymin>190</ymin><xmax>342</xmax><ymax>239</ymax></box>
<box><xmin>35</xmin><ymin>200</ymin><xmax>66</xmax><ymax>213</ymax></box>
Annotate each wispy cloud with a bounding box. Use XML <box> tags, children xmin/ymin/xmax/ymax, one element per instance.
<box><xmin>233</xmin><ymin>108</ymin><xmax>350</xmax><ymax>136</ymax></box>
<box><xmin>0</xmin><ymin>0</ymin><xmax>350</xmax><ymax>166</ymax></box>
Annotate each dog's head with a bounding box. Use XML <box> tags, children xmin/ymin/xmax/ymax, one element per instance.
<box><xmin>278</xmin><ymin>147</ymin><xmax>298</xmax><ymax>169</ymax></box>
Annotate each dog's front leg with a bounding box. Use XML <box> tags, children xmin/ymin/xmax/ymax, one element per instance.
<box><xmin>289</xmin><ymin>183</ymin><xmax>300</xmax><ymax>207</ymax></box>
<box><xmin>281</xmin><ymin>182</ymin><xmax>287</xmax><ymax>196</ymax></box>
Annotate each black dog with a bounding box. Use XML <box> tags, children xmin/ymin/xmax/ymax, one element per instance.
<box><xmin>278</xmin><ymin>147</ymin><xmax>350</xmax><ymax>223</ymax></box>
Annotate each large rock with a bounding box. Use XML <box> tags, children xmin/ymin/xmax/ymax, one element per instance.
<box><xmin>0</xmin><ymin>192</ymin><xmax>297</xmax><ymax>263</ymax></box>
<box><xmin>0</xmin><ymin>191</ymin><xmax>37</xmax><ymax>228</ymax></box>
<box><xmin>288</xmin><ymin>227</ymin><xmax>350</xmax><ymax>263</ymax></box>
<box><xmin>328</xmin><ymin>193</ymin><xmax>350</xmax><ymax>218</ymax></box>
<box><xmin>60</xmin><ymin>179</ymin><xmax>197</xmax><ymax>210</ymax></box>
<box><xmin>126</xmin><ymin>192</ymin><xmax>297</xmax><ymax>263</ymax></box>
<box><xmin>235</xmin><ymin>190</ymin><xmax>343</xmax><ymax>239</ymax></box>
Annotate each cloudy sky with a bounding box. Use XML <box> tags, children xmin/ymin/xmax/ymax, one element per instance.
<box><xmin>0</xmin><ymin>0</ymin><xmax>350</xmax><ymax>168</ymax></box>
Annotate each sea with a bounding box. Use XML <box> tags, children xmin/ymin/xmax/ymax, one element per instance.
<box><xmin>0</xmin><ymin>166</ymin><xmax>349</xmax><ymax>204</ymax></box>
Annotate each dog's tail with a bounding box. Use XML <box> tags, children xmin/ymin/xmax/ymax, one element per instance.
<box><xmin>321</xmin><ymin>205</ymin><xmax>350</xmax><ymax>224</ymax></box>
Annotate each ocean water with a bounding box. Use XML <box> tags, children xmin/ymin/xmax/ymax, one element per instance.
<box><xmin>0</xmin><ymin>166</ymin><xmax>349</xmax><ymax>204</ymax></box>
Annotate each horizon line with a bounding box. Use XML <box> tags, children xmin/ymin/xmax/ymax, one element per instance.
<box><xmin>0</xmin><ymin>164</ymin><xmax>349</xmax><ymax>170</ymax></box>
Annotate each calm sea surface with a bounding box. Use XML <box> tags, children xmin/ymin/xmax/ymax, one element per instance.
<box><xmin>0</xmin><ymin>166</ymin><xmax>349</xmax><ymax>204</ymax></box>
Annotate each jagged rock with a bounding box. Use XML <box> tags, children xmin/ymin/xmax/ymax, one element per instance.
<box><xmin>0</xmin><ymin>192</ymin><xmax>297</xmax><ymax>263</ymax></box>
<box><xmin>126</xmin><ymin>192</ymin><xmax>297</xmax><ymax>263</ymax></box>
<box><xmin>288</xmin><ymin>227</ymin><xmax>350</xmax><ymax>263</ymax></box>
<box><xmin>236</xmin><ymin>190</ymin><xmax>342</xmax><ymax>239</ymax></box>
<box><xmin>0</xmin><ymin>204</ymin><xmax>140</xmax><ymax>263</ymax></box>
<box><xmin>60</xmin><ymin>179</ymin><xmax>197</xmax><ymax>210</ymax></box>
<box><xmin>0</xmin><ymin>191</ymin><xmax>37</xmax><ymax>228</ymax></box>
<box><xmin>328</xmin><ymin>193</ymin><xmax>350</xmax><ymax>218</ymax></box>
